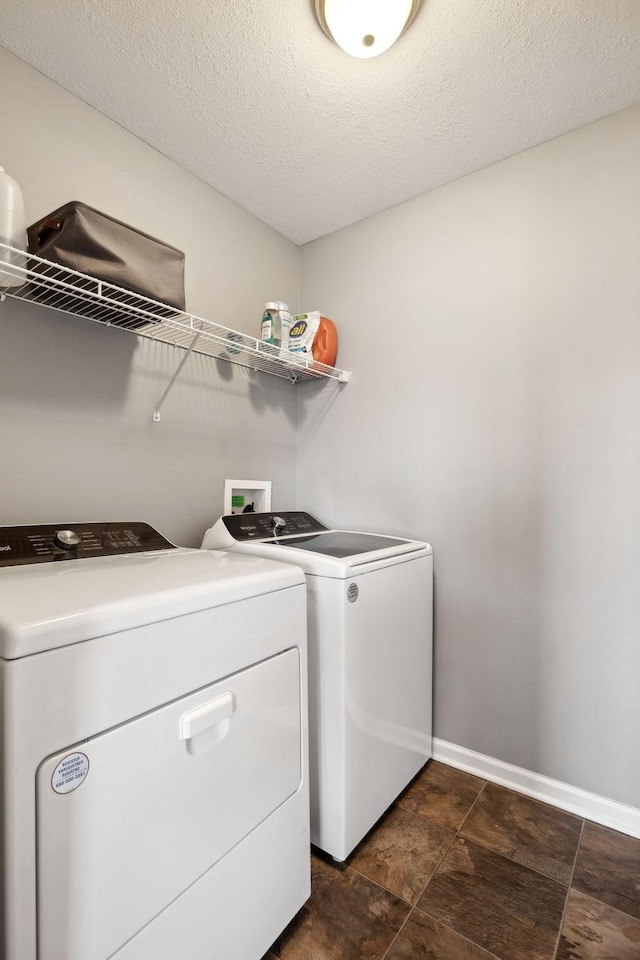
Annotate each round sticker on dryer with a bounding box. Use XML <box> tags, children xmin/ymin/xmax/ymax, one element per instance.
<box><xmin>51</xmin><ymin>752</ymin><xmax>90</xmax><ymax>794</ymax></box>
<box><xmin>347</xmin><ymin>582</ymin><xmax>359</xmax><ymax>603</ymax></box>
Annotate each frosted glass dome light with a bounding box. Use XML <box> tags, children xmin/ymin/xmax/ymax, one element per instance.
<box><xmin>314</xmin><ymin>0</ymin><xmax>423</xmax><ymax>59</ymax></box>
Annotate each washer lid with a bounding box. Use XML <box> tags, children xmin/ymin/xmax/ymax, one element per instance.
<box><xmin>0</xmin><ymin>548</ymin><xmax>304</xmax><ymax>660</ymax></box>
<box><xmin>261</xmin><ymin>530</ymin><xmax>415</xmax><ymax>558</ymax></box>
<box><xmin>247</xmin><ymin>534</ymin><xmax>430</xmax><ymax>576</ymax></box>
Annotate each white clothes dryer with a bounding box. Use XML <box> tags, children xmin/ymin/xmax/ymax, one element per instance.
<box><xmin>202</xmin><ymin>511</ymin><xmax>433</xmax><ymax>861</ymax></box>
<box><xmin>0</xmin><ymin>521</ymin><xmax>309</xmax><ymax>960</ymax></box>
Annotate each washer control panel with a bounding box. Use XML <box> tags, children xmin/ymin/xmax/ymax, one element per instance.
<box><xmin>222</xmin><ymin>511</ymin><xmax>328</xmax><ymax>541</ymax></box>
<box><xmin>0</xmin><ymin>522</ymin><xmax>175</xmax><ymax>566</ymax></box>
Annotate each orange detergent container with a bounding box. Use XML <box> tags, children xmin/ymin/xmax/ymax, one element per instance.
<box><xmin>312</xmin><ymin>315</ymin><xmax>338</xmax><ymax>367</ymax></box>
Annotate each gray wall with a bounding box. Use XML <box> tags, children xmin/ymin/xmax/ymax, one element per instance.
<box><xmin>0</xmin><ymin>49</ymin><xmax>300</xmax><ymax>546</ymax></box>
<box><xmin>299</xmin><ymin>107</ymin><xmax>640</xmax><ymax>808</ymax></box>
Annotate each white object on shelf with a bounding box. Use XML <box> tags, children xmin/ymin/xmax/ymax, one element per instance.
<box><xmin>0</xmin><ymin>169</ymin><xmax>27</xmax><ymax>288</ymax></box>
<box><xmin>278</xmin><ymin>301</ymin><xmax>291</xmax><ymax>351</ymax></box>
<box><xmin>0</xmin><ymin>244</ymin><xmax>351</xmax><ymax>419</ymax></box>
<box><xmin>224</xmin><ymin>479</ymin><xmax>272</xmax><ymax>515</ymax></box>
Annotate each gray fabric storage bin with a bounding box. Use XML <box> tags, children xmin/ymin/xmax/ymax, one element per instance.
<box><xmin>27</xmin><ymin>202</ymin><xmax>185</xmax><ymax>327</ymax></box>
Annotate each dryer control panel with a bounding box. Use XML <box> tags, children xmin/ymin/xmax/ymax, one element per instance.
<box><xmin>0</xmin><ymin>522</ymin><xmax>175</xmax><ymax>566</ymax></box>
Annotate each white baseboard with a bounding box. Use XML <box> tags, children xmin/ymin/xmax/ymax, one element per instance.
<box><xmin>432</xmin><ymin>737</ymin><xmax>640</xmax><ymax>839</ymax></box>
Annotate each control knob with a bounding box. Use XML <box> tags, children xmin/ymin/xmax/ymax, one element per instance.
<box><xmin>54</xmin><ymin>529</ymin><xmax>81</xmax><ymax>551</ymax></box>
<box><xmin>272</xmin><ymin>515</ymin><xmax>287</xmax><ymax>534</ymax></box>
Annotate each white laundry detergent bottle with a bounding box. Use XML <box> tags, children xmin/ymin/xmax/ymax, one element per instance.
<box><xmin>277</xmin><ymin>301</ymin><xmax>291</xmax><ymax>350</ymax></box>
<box><xmin>0</xmin><ymin>165</ymin><xmax>27</xmax><ymax>289</ymax></box>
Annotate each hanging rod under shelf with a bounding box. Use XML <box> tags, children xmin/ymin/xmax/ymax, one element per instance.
<box><xmin>0</xmin><ymin>244</ymin><xmax>352</xmax><ymax>410</ymax></box>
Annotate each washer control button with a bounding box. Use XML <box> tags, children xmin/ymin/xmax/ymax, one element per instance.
<box><xmin>54</xmin><ymin>529</ymin><xmax>81</xmax><ymax>551</ymax></box>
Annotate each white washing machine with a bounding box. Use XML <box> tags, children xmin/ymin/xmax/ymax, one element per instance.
<box><xmin>0</xmin><ymin>521</ymin><xmax>310</xmax><ymax>960</ymax></box>
<box><xmin>202</xmin><ymin>511</ymin><xmax>433</xmax><ymax>861</ymax></box>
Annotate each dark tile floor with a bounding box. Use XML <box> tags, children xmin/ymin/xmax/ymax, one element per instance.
<box><xmin>264</xmin><ymin>761</ymin><xmax>640</xmax><ymax>960</ymax></box>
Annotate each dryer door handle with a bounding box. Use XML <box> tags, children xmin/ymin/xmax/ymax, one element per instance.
<box><xmin>180</xmin><ymin>692</ymin><xmax>235</xmax><ymax>741</ymax></box>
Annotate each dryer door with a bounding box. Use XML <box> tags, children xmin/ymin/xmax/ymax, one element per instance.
<box><xmin>36</xmin><ymin>647</ymin><xmax>301</xmax><ymax>960</ymax></box>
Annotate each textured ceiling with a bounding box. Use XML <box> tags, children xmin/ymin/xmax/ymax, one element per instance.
<box><xmin>1</xmin><ymin>0</ymin><xmax>639</xmax><ymax>244</ymax></box>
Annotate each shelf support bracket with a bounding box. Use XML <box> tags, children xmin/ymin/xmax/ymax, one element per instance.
<box><xmin>153</xmin><ymin>329</ymin><xmax>203</xmax><ymax>422</ymax></box>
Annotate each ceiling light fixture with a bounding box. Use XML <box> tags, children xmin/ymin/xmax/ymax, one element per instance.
<box><xmin>314</xmin><ymin>0</ymin><xmax>423</xmax><ymax>59</ymax></box>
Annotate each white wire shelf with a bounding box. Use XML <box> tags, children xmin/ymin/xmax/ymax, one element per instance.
<box><xmin>0</xmin><ymin>243</ymin><xmax>351</xmax><ymax>417</ymax></box>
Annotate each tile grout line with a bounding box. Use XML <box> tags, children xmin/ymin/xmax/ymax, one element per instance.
<box><xmin>336</xmin><ymin>856</ymin><xmax>418</xmax><ymax>960</ymax></box>
<box><xmin>378</xmin><ymin>905</ymin><xmax>416</xmax><ymax>960</ymax></box>
<box><xmin>550</xmin><ymin>817</ymin><xmax>585</xmax><ymax>960</ymax></box>
<box><xmin>395</xmin><ymin>776</ymin><xmax>490</xmax><ymax>837</ymax></box>
<box><xmin>377</xmin><ymin>901</ymin><xmax>505</xmax><ymax>960</ymax></box>
<box><xmin>407</xmin><ymin>789</ymin><xmax>506</xmax><ymax>960</ymax></box>
<box><xmin>408</xmin><ymin>779</ymin><xmax>577</xmax><ymax>960</ymax></box>
<box><xmin>411</xmin><ymin>908</ymin><xmax>506</xmax><ymax>960</ymax></box>
<box><xmin>347</xmin><ymin>836</ymin><xmax>455</xmax><ymax>912</ymax></box>
<box><xmin>346</xmin><ymin>859</ymin><xmax>415</xmax><ymax>905</ymax></box>
<box><xmin>566</xmin><ymin>887</ymin><xmax>640</xmax><ymax>926</ymax></box>
<box><xmin>378</xmin><ymin>783</ymin><xmax>501</xmax><ymax>960</ymax></box>
<box><xmin>349</xmin><ymin>799</ymin><xmax>469</xmax><ymax>908</ymax></box>
<box><xmin>455</xmin><ymin>781</ymin><xmax>586</xmax><ymax>887</ymax></box>
<box><xmin>398</xmin><ymin>779</ymin><xmax>507</xmax><ymax>960</ymax></box>
<box><xmin>397</xmin><ymin>781</ymin><xmax>490</xmax><ymax>906</ymax></box>
<box><xmin>451</xmin><ymin>832</ymin><xmax>578</xmax><ymax>887</ymax></box>
<box><xmin>395</xmin><ymin>806</ymin><xmax>464</xmax><ymax>834</ymax></box>
<box><xmin>456</xmin><ymin>780</ymin><xmax>488</xmax><ymax>835</ymax></box>
<box><xmin>409</xmin><ymin>813</ymin><xmax>463</xmax><ymax>900</ymax></box>
<box><xmin>347</xmin><ymin>795</ymin><xmax>475</xmax><ymax>960</ymax></box>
